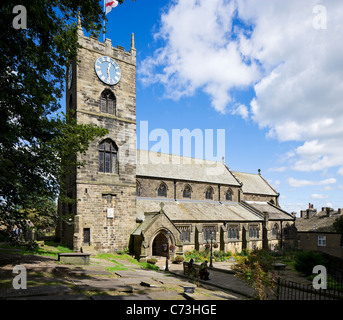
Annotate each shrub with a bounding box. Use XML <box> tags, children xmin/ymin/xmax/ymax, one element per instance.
<box><xmin>147</xmin><ymin>258</ymin><xmax>158</xmax><ymax>265</ymax></box>
<box><xmin>294</xmin><ymin>251</ymin><xmax>327</xmax><ymax>276</ymax></box>
<box><xmin>173</xmin><ymin>255</ymin><xmax>184</xmax><ymax>263</ymax></box>
<box><xmin>234</xmin><ymin>260</ymin><xmax>277</xmax><ymax>300</ymax></box>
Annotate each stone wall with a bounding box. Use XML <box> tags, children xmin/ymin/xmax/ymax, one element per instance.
<box><xmin>60</xmin><ymin>33</ymin><xmax>137</xmax><ymax>252</ymax></box>
<box><xmin>136</xmin><ymin>177</ymin><xmax>240</xmax><ymax>202</ymax></box>
<box><xmin>298</xmin><ymin>232</ymin><xmax>343</xmax><ymax>258</ymax></box>
<box><xmin>242</xmin><ymin>193</ymin><xmax>278</xmax><ymax>204</ymax></box>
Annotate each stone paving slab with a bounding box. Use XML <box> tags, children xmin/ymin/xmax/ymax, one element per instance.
<box><xmin>168</xmin><ymin>268</ymin><xmax>254</xmax><ymax>298</ymax></box>
<box><xmin>115</xmin><ymin>270</ymin><xmax>139</xmax><ymax>277</ymax></box>
<box><xmin>68</xmin><ymin>269</ymin><xmax>113</xmax><ymax>276</ymax></box>
<box><xmin>146</xmin><ymin>291</ymin><xmax>186</xmax><ymax>300</ymax></box>
<box><xmin>183</xmin><ymin>291</ymin><xmax>241</xmax><ymax>301</ymax></box>
<box><xmin>71</xmin><ymin>278</ymin><xmax>134</xmax><ymax>292</ymax></box>
<box><xmin>91</xmin><ymin>294</ymin><xmax>153</xmax><ymax>300</ymax></box>
<box><xmin>140</xmin><ymin>281</ymin><xmax>160</xmax><ymax>288</ymax></box>
<box><xmin>8</xmin><ymin>294</ymin><xmax>90</xmax><ymax>300</ymax></box>
<box><xmin>0</xmin><ymin>285</ymin><xmax>72</xmax><ymax>299</ymax></box>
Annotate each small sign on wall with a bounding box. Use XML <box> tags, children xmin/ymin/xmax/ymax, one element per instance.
<box><xmin>107</xmin><ymin>208</ymin><xmax>114</xmax><ymax>218</ymax></box>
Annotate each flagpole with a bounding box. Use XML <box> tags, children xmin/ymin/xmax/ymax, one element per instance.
<box><xmin>103</xmin><ymin>0</ymin><xmax>106</xmax><ymax>42</ymax></box>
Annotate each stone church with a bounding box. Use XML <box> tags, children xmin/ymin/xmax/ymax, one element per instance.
<box><xmin>57</xmin><ymin>29</ymin><xmax>296</xmax><ymax>259</ymax></box>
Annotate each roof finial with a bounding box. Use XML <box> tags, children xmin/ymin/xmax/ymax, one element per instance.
<box><xmin>258</xmin><ymin>169</ymin><xmax>261</xmax><ymax>175</ymax></box>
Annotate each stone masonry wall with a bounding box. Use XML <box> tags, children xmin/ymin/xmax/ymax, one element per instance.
<box><xmin>64</xmin><ymin>33</ymin><xmax>137</xmax><ymax>252</ymax></box>
<box><xmin>137</xmin><ymin>177</ymin><xmax>240</xmax><ymax>202</ymax></box>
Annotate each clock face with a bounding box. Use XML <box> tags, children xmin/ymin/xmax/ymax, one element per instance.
<box><xmin>95</xmin><ymin>56</ymin><xmax>121</xmax><ymax>85</ymax></box>
<box><xmin>67</xmin><ymin>64</ymin><xmax>72</xmax><ymax>89</ymax></box>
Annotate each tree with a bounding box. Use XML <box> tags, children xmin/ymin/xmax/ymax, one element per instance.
<box><xmin>0</xmin><ymin>1</ymin><xmax>132</xmax><ymax>238</ymax></box>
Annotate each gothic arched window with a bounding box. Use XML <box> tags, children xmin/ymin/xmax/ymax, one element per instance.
<box><xmin>272</xmin><ymin>223</ymin><xmax>279</xmax><ymax>238</ymax></box>
<box><xmin>183</xmin><ymin>185</ymin><xmax>192</xmax><ymax>199</ymax></box>
<box><xmin>100</xmin><ymin>89</ymin><xmax>116</xmax><ymax>115</ymax></box>
<box><xmin>225</xmin><ymin>189</ymin><xmax>233</xmax><ymax>201</ymax></box>
<box><xmin>98</xmin><ymin>139</ymin><xmax>118</xmax><ymax>174</ymax></box>
<box><xmin>158</xmin><ymin>183</ymin><xmax>167</xmax><ymax>198</ymax></box>
<box><xmin>205</xmin><ymin>186</ymin><xmax>214</xmax><ymax>200</ymax></box>
<box><xmin>249</xmin><ymin>226</ymin><xmax>260</xmax><ymax>239</ymax></box>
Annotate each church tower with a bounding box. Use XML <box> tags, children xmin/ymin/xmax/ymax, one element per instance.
<box><xmin>61</xmin><ymin>24</ymin><xmax>137</xmax><ymax>252</ymax></box>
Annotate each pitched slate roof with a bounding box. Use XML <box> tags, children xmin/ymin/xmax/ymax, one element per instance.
<box><xmin>136</xmin><ymin>198</ymin><xmax>263</xmax><ymax>222</ymax></box>
<box><xmin>232</xmin><ymin>171</ymin><xmax>279</xmax><ymax>196</ymax></box>
<box><xmin>132</xmin><ymin>213</ymin><xmax>159</xmax><ymax>236</ymax></box>
<box><xmin>296</xmin><ymin>210</ymin><xmax>342</xmax><ymax>232</ymax></box>
<box><xmin>137</xmin><ymin>149</ymin><xmax>240</xmax><ymax>186</ymax></box>
<box><xmin>244</xmin><ymin>201</ymin><xmax>294</xmax><ymax>221</ymax></box>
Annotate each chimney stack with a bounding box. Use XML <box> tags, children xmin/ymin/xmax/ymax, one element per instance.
<box><xmin>322</xmin><ymin>207</ymin><xmax>333</xmax><ymax>217</ymax></box>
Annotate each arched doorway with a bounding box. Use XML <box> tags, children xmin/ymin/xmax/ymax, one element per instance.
<box><xmin>152</xmin><ymin>232</ymin><xmax>169</xmax><ymax>257</ymax></box>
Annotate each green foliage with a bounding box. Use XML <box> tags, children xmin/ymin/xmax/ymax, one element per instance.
<box><xmin>233</xmin><ymin>249</ymin><xmax>278</xmax><ymax>300</ymax></box>
<box><xmin>184</xmin><ymin>249</ymin><xmax>232</xmax><ymax>262</ymax></box>
<box><xmin>333</xmin><ymin>216</ymin><xmax>343</xmax><ymax>246</ymax></box>
<box><xmin>0</xmin><ymin>1</ymin><xmax>118</xmax><ymax>235</ymax></box>
<box><xmin>116</xmin><ymin>247</ymin><xmax>130</xmax><ymax>255</ymax></box>
<box><xmin>173</xmin><ymin>255</ymin><xmax>184</xmax><ymax>263</ymax></box>
<box><xmin>234</xmin><ymin>259</ymin><xmax>277</xmax><ymax>300</ymax></box>
<box><xmin>294</xmin><ymin>251</ymin><xmax>327</xmax><ymax>276</ymax></box>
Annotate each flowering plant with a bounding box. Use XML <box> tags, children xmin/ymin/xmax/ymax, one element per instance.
<box><xmin>234</xmin><ymin>256</ymin><xmax>277</xmax><ymax>300</ymax></box>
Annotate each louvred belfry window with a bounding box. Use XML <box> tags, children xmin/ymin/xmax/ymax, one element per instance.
<box><xmin>99</xmin><ymin>140</ymin><xmax>118</xmax><ymax>174</ymax></box>
<box><xmin>100</xmin><ymin>90</ymin><xmax>116</xmax><ymax>115</ymax></box>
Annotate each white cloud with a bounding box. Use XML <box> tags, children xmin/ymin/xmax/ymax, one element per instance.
<box><xmin>138</xmin><ymin>0</ymin><xmax>260</xmax><ymax>113</ymax></box>
<box><xmin>311</xmin><ymin>194</ymin><xmax>328</xmax><ymax>200</ymax></box>
<box><xmin>269</xmin><ymin>166</ymin><xmax>287</xmax><ymax>173</ymax></box>
<box><xmin>231</xmin><ymin>104</ymin><xmax>249</xmax><ymax>120</ymax></box>
<box><xmin>140</xmin><ymin>0</ymin><xmax>343</xmax><ymax>172</ymax></box>
<box><xmin>321</xmin><ymin>186</ymin><xmax>333</xmax><ymax>191</ymax></box>
<box><xmin>288</xmin><ymin>177</ymin><xmax>336</xmax><ymax>188</ymax></box>
<box><xmin>237</xmin><ymin>0</ymin><xmax>343</xmax><ymax>172</ymax></box>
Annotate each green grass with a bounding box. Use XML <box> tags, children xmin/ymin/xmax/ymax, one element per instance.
<box><xmin>0</xmin><ymin>241</ymin><xmax>73</xmax><ymax>258</ymax></box>
<box><xmin>106</xmin><ymin>265</ymin><xmax>129</xmax><ymax>272</ymax></box>
<box><xmin>139</xmin><ymin>262</ymin><xmax>160</xmax><ymax>271</ymax></box>
<box><xmin>96</xmin><ymin>253</ymin><xmax>160</xmax><ymax>271</ymax></box>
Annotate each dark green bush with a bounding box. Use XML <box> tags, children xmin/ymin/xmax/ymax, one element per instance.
<box><xmin>294</xmin><ymin>251</ymin><xmax>327</xmax><ymax>276</ymax></box>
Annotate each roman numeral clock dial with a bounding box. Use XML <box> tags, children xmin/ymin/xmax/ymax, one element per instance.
<box><xmin>95</xmin><ymin>56</ymin><xmax>121</xmax><ymax>85</ymax></box>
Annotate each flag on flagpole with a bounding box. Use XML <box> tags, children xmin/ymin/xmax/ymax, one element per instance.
<box><xmin>105</xmin><ymin>0</ymin><xmax>118</xmax><ymax>15</ymax></box>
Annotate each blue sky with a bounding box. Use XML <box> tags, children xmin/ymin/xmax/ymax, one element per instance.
<box><xmin>73</xmin><ymin>0</ymin><xmax>343</xmax><ymax>215</ymax></box>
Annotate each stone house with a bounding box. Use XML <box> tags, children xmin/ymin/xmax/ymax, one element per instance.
<box><xmin>56</xmin><ymin>30</ymin><xmax>296</xmax><ymax>258</ymax></box>
<box><xmin>296</xmin><ymin>206</ymin><xmax>343</xmax><ymax>258</ymax></box>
